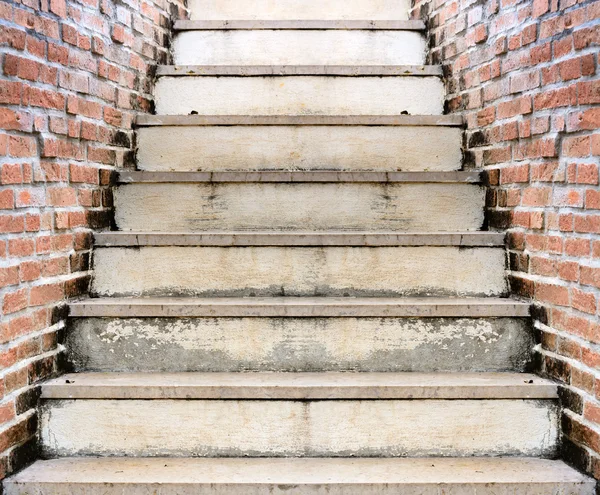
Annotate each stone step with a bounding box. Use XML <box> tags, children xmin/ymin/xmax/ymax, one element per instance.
<box><xmin>66</xmin><ymin>297</ymin><xmax>532</xmax><ymax>373</ymax></box>
<box><xmin>113</xmin><ymin>174</ymin><xmax>484</xmax><ymax>232</ymax></box>
<box><xmin>174</xmin><ymin>20</ymin><xmax>426</xmax><ymax>30</ymax></box>
<box><xmin>70</xmin><ymin>296</ymin><xmax>530</xmax><ymax>317</ymax></box>
<box><xmin>91</xmin><ymin>246</ymin><xmax>507</xmax><ymax>298</ymax></box>
<box><xmin>187</xmin><ymin>0</ymin><xmax>413</xmax><ymax>21</ymax></box>
<box><xmin>119</xmin><ymin>170</ymin><xmax>479</xmax><ymax>182</ymax></box>
<box><xmin>134</xmin><ymin>115</ymin><xmax>463</xmax><ymax>172</ymax></box>
<box><xmin>5</xmin><ymin>458</ymin><xmax>594</xmax><ymax>495</ymax></box>
<box><xmin>153</xmin><ymin>76</ymin><xmax>445</xmax><ymax>115</ymax></box>
<box><xmin>93</xmin><ymin>232</ymin><xmax>505</xmax><ymax>247</ymax></box>
<box><xmin>38</xmin><ymin>373</ymin><xmax>558</xmax><ymax>457</ymax></box>
<box><xmin>42</xmin><ymin>372</ymin><xmax>556</xmax><ymax>400</ymax></box>
<box><xmin>170</xmin><ymin>28</ymin><xmax>426</xmax><ymax>65</ymax></box>
<box><xmin>159</xmin><ymin>65</ymin><xmax>441</xmax><ymax>76</ymax></box>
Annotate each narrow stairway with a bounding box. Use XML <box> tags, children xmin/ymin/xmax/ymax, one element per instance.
<box><xmin>3</xmin><ymin>0</ymin><xmax>595</xmax><ymax>492</ymax></box>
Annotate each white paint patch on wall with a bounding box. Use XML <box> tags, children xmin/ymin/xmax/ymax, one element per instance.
<box><xmin>136</xmin><ymin>126</ymin><xmax>463</xmax><ymax>172</ymax></box>
<box><xmin>173</xmin><ymin>31</ymin><xmax>426</xmax><ymax>66</ymax></box>
<box><xmin>41</xmin><ymin>399</ymin><xmax>558</xmax><ymax>457</ymax></box>
<box><xmin>154</xmin><ymin>77</ymin><xmax>445</xmax><ymax>116</ymax></box>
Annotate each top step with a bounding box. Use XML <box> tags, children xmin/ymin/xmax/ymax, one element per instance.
<box><xmin>188</xmin><ymin>0</ymin><xmax>412</xmax><ymax>21</ymax></box>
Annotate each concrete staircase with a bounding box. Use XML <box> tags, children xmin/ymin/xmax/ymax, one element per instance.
<box><xmin>3</xmin><ymin>0</ymin><xmax>595</xmax><ymax>493</ymax></box>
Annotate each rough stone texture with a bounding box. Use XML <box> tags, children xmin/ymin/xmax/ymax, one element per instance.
<box><xmin>0</xmin><ymin>0</ymin><xmax>187</xmax><ymax>482</ymax></box>
<box><xmin>90</xmin><ymin>246</ymin><xmax>508</xmax><ymax>297</ymax></box>
<box><xmin>410</xmin><ymin>0</ymin><xmax>600</xmax><ymax>483</ymax></box>
<box><xmin>113</xmin><ymin>183</ymin><xmax>485</xmax><ymax>232</ymax></box>
<box><xmin>65</xmin><ymin>316</ymin><xmax>533</xmax><ymax>372</ymax></box>
<box><xmin>136</xmin><ymin>126</ymin><xmax>463</xmax><ymax>172</ymax></box>
<box><xmin>6</xmin><ymin>457</ymin><xmax>594</xmax><ymax>495</ymax></box>
<box><xmin>39</xmin><ymin>398</ymin><xmax>559</xmax><ymax>457</ymax></box>
<box><xmin>172</xmin><ymin>31</ymin><xmax>426</xmax><ymax>66</ymax></box>
<box><xmin>187</xmin><ymin>0</ymin><xmax>412</xmax><ymax>20</ymax></box>
<box><xmin>154</xmin><ymin>76</ymin><xmax>446</xmax><ymax>115</ymax></box>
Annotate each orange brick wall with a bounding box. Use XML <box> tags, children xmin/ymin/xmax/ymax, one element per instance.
<box><xmin>0</xmin><ymin>0</ymin><xmax>187</xmax><ymax>480</ymax></box>
<box><xmin>411</xmin><ymin>0</ymin><xmax>600</xmax><ymax>481</ymax></box>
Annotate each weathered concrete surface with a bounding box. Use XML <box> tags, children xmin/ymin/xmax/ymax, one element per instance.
<box><xmin>154</xmin><ymin>76</ymin><xmax>445</xmax><ymax>115</ymax></box>
<box><xmin>172</xmin><ymin>31</ymin><xmax>426</xmax><ymax>66</ymax></box>
<box><xmin>5</xmin><ymin>457</ymin><xmax>594</xmax><ymax>495</ymax></box>
<box><xmin>69</xmin><ymin>296</ymin><xmax>531</xmax><ymax>318</ymax></box>
<box><xmin>157</xmin><ymin>65</ymin><xmax>442</xmax><ymax>76</ymax></box>
<box><xmin>174</xmin><ymin>20</ymin><xmax>426</xmax><ymax>30</ymax></box>
<box><xmin>66</xmin><ymin>317</ymin><xmax>532</xmax><ymax>372</ymax></box>
<box><xmin>40</xmin><ymin>399</ymin><xmax>558</xmax><ymax>457</ymax></box>
<box><xmin>188</xmin><ymin>0</ymin><xmax>412</xmax><ymax>20</ymax></box>
<box><xmin>113</xmin><ymin>183</ymin><xmax>484</xmax><ymax>232</ymax></box>
<box><xmin>136</xmin><ymin>126</ymin><xmax>463</xmax><ymax>172</ymax></box>
<box><xmin>136</xmin><ymin>115</ymin><xmax>463</xmax><ymax>126</ymax></box>
<box><xmin>42</xmin><ymin>372</ymin><xmax>557</xmax><ymax>400</ymax></box>
<box><xmin>91</xmin><ymin>247</ymin><xmax>508</xmax><ymax>297</ymax></box>
<box><xmin>93</xmin><ymin>232</ymin><xmax>506</xmax><ymax>247</ymax></box>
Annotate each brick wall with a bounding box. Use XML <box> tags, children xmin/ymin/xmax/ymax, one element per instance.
<box><xmin>411</xmin><ymin>0</ymin><xmax>600</xmax><ymax>482</ymax></box>
<box><xmin>0</xmin><ymin>0</ymin><xmax>187</xmax><ymax>480</ymax></box>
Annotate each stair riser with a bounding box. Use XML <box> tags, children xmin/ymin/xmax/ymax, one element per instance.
<box><xmin>114</xmin><ymin>184</ymin><xmax>484</xmax><ymax>232</ymax></box>
<box><xmin>188</xmin><ymin>0</ymin><xmax>411</xmax><ymax>20</ymax></box>
<box><xmin>91</xmin><ymin>247</ymin><xmax>507</xmax><ymax>298</ymax></box>
<box><xmin>3</xmin><ymin>481</ymin><xmax>593</xmax><ymax>495</ymax></box>
<box><xmin>40</xmin><ymin>399</ymin><xmax>558</xmax><ymax>458</ymax></box>
<box><xmin>136</xmin><ymin>126</ymin><xmax>463</xmax><ymax>172</ymax></box>
<box><xmin>154</xmin><ymin>77</ymin><xmax>445</xmax><ymax>115</ymax></box>
<box><xmin>173</xmin><ymin>31</ymin><xmax>425</xmax><ymax>66</ymax></box>
<box><xmin>67</xmin><ymin>317</ymin><xmax>532</xmax><ymax>373</ymax></box>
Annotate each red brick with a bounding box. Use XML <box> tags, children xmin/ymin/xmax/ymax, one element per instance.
<box><xmin>29</xmin><ymin>282</ymin><xmax>63</xmax><ymax>306</ymax></box>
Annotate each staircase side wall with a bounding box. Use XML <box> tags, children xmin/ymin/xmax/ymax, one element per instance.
<box><xmin>411</xmin><ymin>0</ymin><xmax>600</xmax><ymax>484</ymax></box>
<box><xmin>0</xmin><ymin>0</ymin><xmax>188</xmax><ymax>482</ymax></box>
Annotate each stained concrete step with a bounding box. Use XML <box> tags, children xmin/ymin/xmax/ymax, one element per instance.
<box><xmin>153</xmin><ymin>76</ymin><xmax>445</xmax><ymax>115</ymax></box>
<box><xmin>171</xmin><ymin>28</ymin><xmax>427</xmax><ymax>65</ymax></box>
<box><xmin>38</xmin><ymin>373</ymin><xmax>558</xmax><ymax>457</ymax></box>
<box><xmin>93</xmin><ymin>232</ymin><xmax>505</xmax><ymax>247</ymax></box>
<box><xmin>187</xmin><ymin>0</ymin><xmax>414</xmax><ymax>21</ymax></box>
<box><xmin>134</xmin><ymin>115</ymin><xmax>463</xmax><ymax>172</ymax></box>
<box><xmin>5</xmin><ymin>458</ymin><xmax>594</xmax><ymax>495</ymax></box>
<box><xmin>159</xmin><ymin>65</ymin><xmax>441</xmax><ymax>76</ymax></box>
<box><xmin>113</xmin><ymin>172</ymin><xmax>484</xmax><ymax>232</ymax></box>
<box><xmin>69</xmin><ymin>296</ymin><xmax>530</xmax><ymax>317</ymax></box>
<box><xmin>90</xmin><ymin>246</ymin><xmax>507</xmax><ymax>298</ymax></box>
<box><xmin>175</xmin><ymin>21</ymin><xmax>426</xmax><ymax>30</ymax></box>
<box><xmin>42</xmin><ymin>372</ymin><xmax>557</xmax><ymax>399</ymax></box>
<box><xmin>66</xmin><ymin>297</ymin><xmax>532</xmax><ymax>373</ymax></box>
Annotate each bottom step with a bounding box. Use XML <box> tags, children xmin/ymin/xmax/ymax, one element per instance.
<box><xmin>4</xmin><ymin>458</ymin><xmax>594</xmax><ymax>494</ymax></box>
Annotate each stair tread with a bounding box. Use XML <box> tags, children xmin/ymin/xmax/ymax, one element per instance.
<box><xmin>118</xmin><ymin>170</ymin><xmax>480</xmax><ymax>183</ymax></box>
<box><xmin>69</xmin><ymin>296</ymin><xmax>530</xmax><ymax>317</ymax></box>
<box><xmin>6</xmin><ymin>457</ymin><xmax>593</xmax><ymax>486</ymax></box>
<box><xmin>94</xmin><ymin>231</ymin><xmax>505</xmax><ymax>247</ymax></box>
<box><xmin>157</xmin><ymin>65</ymin><xmax>442</xmax><ymax>76</ymax></box>
<box><xmin>136</xmin><ymin>114</ymin><xmax>464</xmax><ymax>126</ymax></box>
<box><xmin>42</xmin><ymin>371</ymin><xmax>557</xmax><ymax>399</ymax></box>
<box><xmin>174</xmin><ymin>19</ymin><xmax>426</xmax><ymax>30</ymax></box>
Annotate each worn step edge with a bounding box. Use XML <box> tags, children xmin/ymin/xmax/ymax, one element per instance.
<box><xmin>94</xmin><ymin>232</ymin><xmax>505</xmax><ymax>247</ymax></box>
<box><xmin>118</xmin><ymin>171</ymin><xmax>480</xmax><ymax>183</ymax></box>
<box><xmin>174</xmin><ymin>20</ymin><xmax>427</xmax><ymax>31</ymax></box>
<box><xmin>4</xmin><ymin>458</ymin><xmax>594</xmax><ymax>489</ymax></box>
<box><xmin>157</xmin><ymin>65</ymin><xmax>442</xmax><ymax>77</ymax></box>
<box><xmin>41</xmin><ymin>372</ymin><xmax>557</xmax><ymax>400</ymax></box>
<box><xmin>68</xmin><ymin>297</ymin><xmax>531</xmax><ymax>318</ymax></box>
<box><xmin>135</xmin><ymin>114</ymin><xmax>464</xmax><ymax>126</ymax></box>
